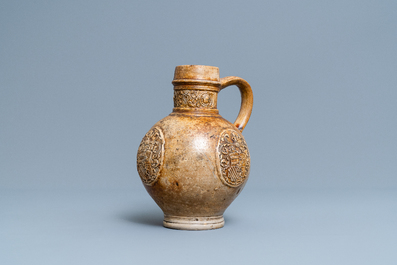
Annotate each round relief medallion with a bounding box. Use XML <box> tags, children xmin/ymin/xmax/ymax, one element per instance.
<box><xmin>137</xmin><ymin>127</ymin><xmax>165</xmax><ymax>186</ymax></box>
<box><xmin>217</xmin><ymin>129</ymin><xmax>250</xmax><ymax>187</ymax></box>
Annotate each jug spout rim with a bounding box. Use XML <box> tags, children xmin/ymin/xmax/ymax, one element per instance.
<box><xmin>174</xmin><ymin>65</ymin><xmax>220</xmax><ymax>82</ymax></box>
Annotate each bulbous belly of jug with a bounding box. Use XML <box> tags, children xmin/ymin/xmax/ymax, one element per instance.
<box><xmin>137</xmin><ymin>113</ymin><xmax>251</xmax><ymax>228</ymax></box>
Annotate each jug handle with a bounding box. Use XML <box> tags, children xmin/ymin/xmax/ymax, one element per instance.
<box><xmin>220</xmin><ymin>76</ymin><xmax>253</xmax><ymax>132</ymax></box>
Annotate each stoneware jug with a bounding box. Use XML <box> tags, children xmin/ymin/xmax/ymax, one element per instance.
<box><xmin>136</xmin><ymin>65</ymin><xmax>253</xmax><ymax>230</ymax></box>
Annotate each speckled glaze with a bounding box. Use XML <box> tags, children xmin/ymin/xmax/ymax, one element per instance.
<box><xmin>137</xmin><ymin>65</ymin><xmax>253</xmax><ymax>230</ymax></box>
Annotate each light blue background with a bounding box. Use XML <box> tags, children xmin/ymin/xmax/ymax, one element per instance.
<box><xmin>1</xmin><ymin>1</ymin><xmax>396</xmax><ymax>264</ymax></box>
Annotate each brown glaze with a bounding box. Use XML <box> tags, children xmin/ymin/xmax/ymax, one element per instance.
<box><xmin>137</xmin><ymin>65</ymin><xmax>253</xmax><ymax>230</ymax></box>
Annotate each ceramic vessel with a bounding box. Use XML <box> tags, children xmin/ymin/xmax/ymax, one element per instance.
<box><xmin>136</xmin><ymin>65</ymin><xmax>253</xmax><ymax>230</ymax></box>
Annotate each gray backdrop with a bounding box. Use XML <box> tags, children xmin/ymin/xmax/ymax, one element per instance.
<box><xmin>1</xmin><ymin>0</ymin><xmax>396</xmax><ymax>190</ymax></box>
<box><xmin>1</xmin><ymin>1</ymin><xmax>396</xmax><ymax>264</ymax></box>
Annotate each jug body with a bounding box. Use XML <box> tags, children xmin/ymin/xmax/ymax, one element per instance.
<box><xmin>137</xmin><ymin>65</ymin><xmax>253</xmax><ymax>230</ymax></box>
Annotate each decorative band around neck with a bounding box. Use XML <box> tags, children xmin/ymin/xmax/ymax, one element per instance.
<box><xmin>173</xmin><ymin>90</ymin><xmax>218</xmax><ymax>109</ymax></box>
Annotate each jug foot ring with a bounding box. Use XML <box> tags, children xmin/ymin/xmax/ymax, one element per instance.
<box><xmin>163</xmin><ymin>215</ymin><xmax>224</xmax><ymax>230</ymax></box>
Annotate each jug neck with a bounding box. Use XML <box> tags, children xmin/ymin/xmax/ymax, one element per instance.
<box><xmin>171</xmin><ymin>65</ymin><xmax>221</xmax><ymax>115</ymax></box>
<box><xmin>172</xmin><ymin>80</ymin><xmax>220</xmax><ymax>115</ymax></box>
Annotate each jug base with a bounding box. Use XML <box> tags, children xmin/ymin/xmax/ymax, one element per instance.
<box><xmin>163</xmin><ymin>215</ymin><xmax>224</xmax><ymax>230</ymax></box>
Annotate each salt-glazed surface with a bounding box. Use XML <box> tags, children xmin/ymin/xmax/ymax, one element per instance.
<box><xmin>137</xmin><ymin>65</ymin><xmax>253</xmax><ymax>230</ymax></box>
